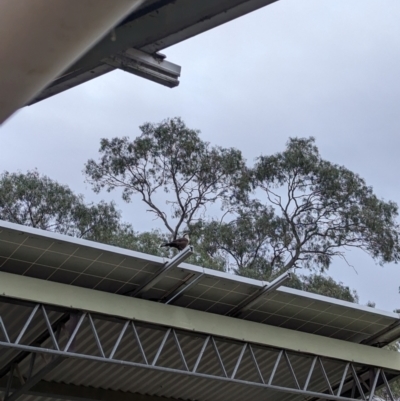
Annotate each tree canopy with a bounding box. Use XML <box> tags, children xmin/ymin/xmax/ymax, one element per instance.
<box><xmin>0</xmin><ymin>170</ymin><xmax>121</xmax><ymax>243</ymax></box>
<box><xmin>3</xmin><ymin>118</ymin><xmax>400</xmax><ymax>307</ymax></box>
<box><xmin>82</xmin><ymin>118</ymin><xmax>400</xmax><ymax>302</ymax></box>
<box><xmin>251</xmin><ymin>137</ymin><xmax>400</xmax><ymax>270</ymax></box>
<box><xmin>192</xmin><ymin>137</ymin><xmax>400</xmax><ymax>281</ymax></box>
<box><xmin>107</xmin><ymin>225</ymin><xmax>226</xmax><ymax>271</ymax></box>
<box><xmin>286</xmin><ymin>273</ymin><xmax>359</xmax><ymax>303</ymax></box>
<box><xmin>85</xmin><ymin>117</ymin><xmax>246</xmax><ymax>239</ymax></box>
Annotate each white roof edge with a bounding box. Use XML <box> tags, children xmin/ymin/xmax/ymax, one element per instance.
<box><xmin>0</xmin><ymin>219</ymin><xmax>164</xmax><ymax>264</ymax></box>
<box><xmin>1</xmin><ymin>219</ymin><xmax>399</xmax><ymax>320</ymax></box>
<box><xmin>277</xmin><ymin>285</ymin><xmax>399</xmax><ymax>319</ymax></box>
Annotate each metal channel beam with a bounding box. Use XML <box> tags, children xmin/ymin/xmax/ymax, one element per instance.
<box><xmin>230</xmin><ymin>271</ymin><xmax>292</xmax><ymax>317</ymax></box>
<box><xmin>29</xmin><ymin>48</ymin><xmax>181</xmax><ymax>105</ymax></box>
<box><xmin>165</xmin><ymin>273</ymin><xmax>204</xmax><ymax>304</ymax></box>
<box><xmin>0</xmin><ymin>272</ymin><xmax>399</xmax><ymax>371</ymax></box>
<box><xmin>105</xmin><ymin>48</ymin><xmax>181</xmax><ymax>88</ymax></box>
<box><xmin>140</xmin><ymin>0</ymin><xmax>278</xmax><ymax>52</ymax></box>
<box><xmin>0</xmin><ymin>299</ymin><xmax>398</xmax><ymax>401</ymax></box>
<box><xmin>69</xmin><ymin>0</ymin><xmax>279</xmax><ymax>71</ymax></box>
<box><xmin>132</xmin><ymin>245</ymin><xmax>193</xmax><ymax>297</ymax></box>
<box><xmin>362</xmin><ymin>320</ymin><xmax>400</xmax><ymax>348</ymax></box>
<box><xmin>30</xmin><ymin>0</ymin><xmax>278</xmax><ymax>103</ymax></box>
<box><xmin>0</xmin><ymin>313</ymin><xmax>69</xmax><ymax>379</ymax></box>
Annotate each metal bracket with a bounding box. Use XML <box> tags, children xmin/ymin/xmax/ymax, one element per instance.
<box><xmin>132</xmin><ymin>246</ymin><xmax>194</xmax><ymax>297</ymax></box>
<box><xmin>104</xmin><ymin>48</ymin><xmax>181</xmax><ymax>88</ymax></box>
<box><xmin>230</xmin><ymin>271</ymin><xmax>292</xmax><ymax>317</ymax></box>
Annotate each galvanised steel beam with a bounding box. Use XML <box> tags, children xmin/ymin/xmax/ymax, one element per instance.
<box><xmin>362</xmin><ymin>320</ymin><xmax>400</xmax><ymax>348</ymax></box>
<box><xmin>67</xmin><ymin>0</ymin><xmax>278</xmax><ymax>71</ymax></box>
<box><xmin>104</xmin><ymin>48</ymin><xmax>181</xmax><ymax>88</ymax></box>
<box><xmin>30</xmin><ymin>0</ymin><xmax>278</xmax><ymax>104</ymax></box>
<box><xmin>0</xmin><ymin>313</ymin><xmax>69</xmax><ymax>380</ymax></box>
<box><xmin>229</xmin><ymin>271</ymin><xmax>292</xmax><ymax>317</ymax></box>
<box><xmin>132</xmin><ymin>245</ymin><xmax>193</xmax><ymax>297</ymax></box>
<box><xmin>0</xmin><ymin>298</ymin><xmax>398</xmax><ymax>401</ymax></box>
<box><xmin>5</xmin><ymin>357</ymin><xmax>63</xmax><ymax>401</ymax></box>
<box><xmin>165</xmin><ymin>273</ymin><xmax>204</xmax><ymax>304</ymax></box>
<box><xmin>0</xmin><ymin>271</ymin><xmax>399</xmax><ymax>372</ymax></box>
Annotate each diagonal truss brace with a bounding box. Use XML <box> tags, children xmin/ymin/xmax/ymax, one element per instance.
<box><xmin>5</xmin><ymin>357</ymin><xmax>63</xmax><ymax>401</ymax></box>
<box><xmin>0</xmin><ymin>300</ymin><xmax>398</xmax><ymax>401</ymax></box>
<box><xmin>0</xmin><ymin>313</ymin><xmax>69</xmax><ymax>399</ymax></box>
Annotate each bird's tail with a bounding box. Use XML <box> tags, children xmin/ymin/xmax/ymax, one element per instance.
<box><xmin>160</xmin><ymin>243</ymin><xmax>168</xmax><ymax>248</ymax></box>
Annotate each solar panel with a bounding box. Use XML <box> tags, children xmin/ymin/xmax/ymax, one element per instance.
<box><xmin>0</xmin><ymin>219</ymin><xmax>399</xmax><ymax>346</ymax></box>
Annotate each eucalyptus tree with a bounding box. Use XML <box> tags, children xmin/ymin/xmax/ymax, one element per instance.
<box><xmin>0</xmin><ymin>170</ymin><xmax>121</xmax><ymax>242</ymax></box>
<box><xmin>286</xmin><ymin>273</ymin><xmax>359</xmax><ymax>303</ymax></box>
<box><xmin>108</xmin><ymin>224</ymin><xmax>226</xmax><ymax>271</ymax></box>
<box><xmin>85</xmin><ymin>117</ymin><xmax>246</xmax><ymax>240</ymax></box>
<box><xmin>85</xmin><ymin>118</ymin><xmax>400</xmax><ymax>301</ymax></box>
<box><xmin>248</xmin><ymin>136</ymin><xmax>400</xmax><ymax>272</ymax></box>
<box><xmin>203</xmin><ymin>137</ymin><xmax>400</xmax><ymax>278</ymax></box>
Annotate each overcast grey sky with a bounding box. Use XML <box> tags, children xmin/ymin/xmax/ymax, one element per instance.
<box><xmin>2</xmin><ymin>0</ymin><xmax>400</xmax><ymax>311</ymax></box>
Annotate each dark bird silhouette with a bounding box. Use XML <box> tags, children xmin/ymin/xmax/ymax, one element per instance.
<box><xmin>160</xmin><ymin>233</ymin><xmax>190</xmax><ymax>251</ymax></box>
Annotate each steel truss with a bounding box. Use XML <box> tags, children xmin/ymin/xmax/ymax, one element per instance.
<box><xmin>0</xmin><ymin>299</ymin><xmax>398</xmax><ymax>401</ymax></box>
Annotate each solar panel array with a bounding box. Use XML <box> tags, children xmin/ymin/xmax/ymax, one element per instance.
<box><xmin>0</xmin><ymin>219</ymin><xmax>398</xmax><ymax>345</ymax></box>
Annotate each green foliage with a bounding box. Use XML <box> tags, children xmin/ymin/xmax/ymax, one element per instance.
<box><xmin>85</xmin><ymin>117</ymin><xmax>246</xmax><ymax>239</ymax></box>
<box><xmin>189</xmin><ymin>201</ymin><xmax>283</xmax><ymax>279</ymax></box>
<box><xmin>85</xmin><ymin>118</ymin><xmax>400</xmax><ymax>279</ymax></box>
<box><xmin>229</xmin><ymin>136</ymin><xmax>400</xmax><ymax>275</ymax></box>
<box><xmin>0</xmin><ymin>170</ymin><xmax>121</xmax><ymax>242</ymax></box>
<box><xmin>4</xmin><ymin>119</ymin><xmax>399</xmax><ymax>316</ymax></box>
<box><xmin>84</xmin><ymin>117</ymin><xmax>400</xmax><ymax>286</ymax></box>
<box><xmin>251</xmin><ymin>137</ymin><xmax>400</xmax><ymax>270</ymax></box>
<box><xmin>181</xmin><ymin>135</ymin><xmax>400</xmax><ymax>282</ymax></box>
<box><xmin>107</xmin><ymin>225</ymin><xmax>170</xmax><ymax>257</ymax></box>
<box><xmin>0</xmin><ymin>168</ymin><xmax>226</xmax><ymax>271</ymax></box>
<box><xmin>108</xmin><ymin>224</ymin><xmax>226</xmax><ymax>271</ymax></box>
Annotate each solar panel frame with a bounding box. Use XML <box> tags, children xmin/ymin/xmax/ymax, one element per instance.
<box><xmin>0</xmin><ymin>219</ymin><xmax>399</xmax><ymax>346</ymax></box>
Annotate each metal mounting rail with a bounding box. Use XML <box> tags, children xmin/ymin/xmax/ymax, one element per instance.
<box><xmin>132</xmin><ymin>245</ymin><xmax>194</xmax><ymax>297</ymax></box>
<box><xmin>230</xmin><ymin>271</ymin><xmax>292</xmax><ymax>317</ymax></box>
<box><xmin>0</xmin><ymin>299</ymin><xmax>397</xmax><ymax>401</ymax></box>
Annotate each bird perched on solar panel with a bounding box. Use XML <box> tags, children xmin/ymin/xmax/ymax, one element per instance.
<box><xmin>160</xmin><ymin>233</ymin><xmax>190</xmax><ymax>251</ymax></box>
